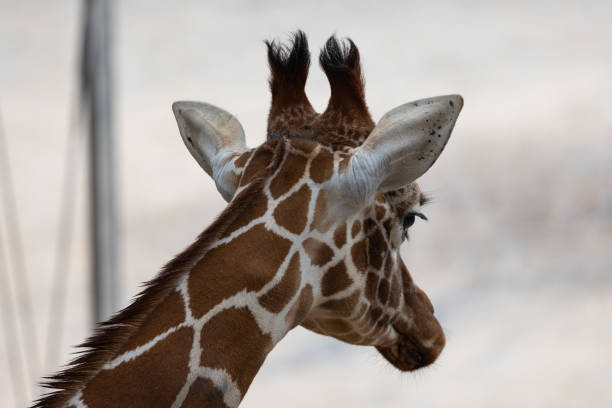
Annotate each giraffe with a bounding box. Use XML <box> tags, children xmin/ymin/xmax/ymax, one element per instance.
<box><xmin>34</xmin><ymin>31</ymin><xmax>463</xmax><ymax>408</ymax></box>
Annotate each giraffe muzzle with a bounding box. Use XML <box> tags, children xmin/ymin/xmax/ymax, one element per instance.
<box><xmin>375</xmin><ymin>321</ymin><xmax>446</xmax><ymax>371</ymax></box>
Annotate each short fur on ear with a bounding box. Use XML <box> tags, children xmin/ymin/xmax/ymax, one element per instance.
<box><xmin>172</xmin><ymin>101</ymin><xmax>248</xmax><ymax>201</ymax></box>
<box><xmin>335</xmin><ymin>95</ymin><xmax>463</xmax><ymax>205</ymax></box>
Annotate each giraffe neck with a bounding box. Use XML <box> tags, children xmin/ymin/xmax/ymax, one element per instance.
<box><xmin>62</xmin><ymin>162</ymin><xmax>315</xmax><ymax>408</ymax></box>
<box><xmin>174</xmin><ymin>222</ymin><xmax>314</xmax><ymax>407</ymax></box>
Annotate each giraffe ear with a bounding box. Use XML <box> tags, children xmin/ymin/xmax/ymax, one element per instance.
<box><xmin>336</xmin><ymin>95</ymin><xmax>463</xmax><ymax>204</ymax></box>
<box><xmin>172</xmin><ymin>101</ymin><xmax>248</xmax><ymax>201</ymax></box>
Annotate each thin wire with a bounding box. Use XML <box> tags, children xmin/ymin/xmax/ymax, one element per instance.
<box><xmin>0</xmin><ymin>210</ymin><xmax>27</xmax><ymax>408</ymax></box>
<box><xmin>44</xmin><ymin>90</ymin><xmax>85</xmax><ymax>372</ymax></box>
<box><xmin>0</xmin><ymin>106</ymin><xmax>38</xmax><ymax>400</ymax></box>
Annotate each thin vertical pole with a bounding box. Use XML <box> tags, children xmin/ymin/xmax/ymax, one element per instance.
<box><xmin>82</xmin><ymin>0</ymin><xmax>118</xmax><ymax>324</ymax></box>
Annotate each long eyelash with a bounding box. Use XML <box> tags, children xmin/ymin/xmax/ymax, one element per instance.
<box><xmin>420</xmin><ymin>193</ymin><xmax>433</xmax><ymax>206</ymax></box>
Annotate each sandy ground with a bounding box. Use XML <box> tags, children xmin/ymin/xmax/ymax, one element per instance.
<box><xmin>1</xmin><ymin>0</ymin><xmax>611</xmax><ymax>407</ymax></box>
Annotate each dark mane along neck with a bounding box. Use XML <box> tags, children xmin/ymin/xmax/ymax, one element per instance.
<box><xmin>33</xmin><ymin>140</ymin><xmax>285</xmax><ymax>408</ymax></box>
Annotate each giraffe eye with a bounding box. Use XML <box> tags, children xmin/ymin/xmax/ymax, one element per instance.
<box><xmin>403</xmin><ymin>214</ymin><xmax>416</xmax><ymax>229</ymax></box>
<box><xmin>402</xmin><ymin>211</ymin><xmax>428</xmax><ymax>239</ymax></box>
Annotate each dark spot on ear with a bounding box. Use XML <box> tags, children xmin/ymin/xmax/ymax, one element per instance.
<box><xmin>178</xmin><ymin>109</ymin><xmax>183</xmax><ymax>114</ymax></box>
<box><xmin>437</xmin><ymin>126</ymin><xmax>442</xmax><ymax>130</ymax></box>
<box><xmin>187</xmin><ymin>137</ymin><xmax>193</xmax><ymax>144</ymax></box>
<box><xmin>449</xmin><ymin>100</ymin><xmax>454</xmax><ymax>107</ymax></box>
<box><xmin>429</xmin><ymin>130</ymin><xmax>435</xmax><ymax>135</ymax></box>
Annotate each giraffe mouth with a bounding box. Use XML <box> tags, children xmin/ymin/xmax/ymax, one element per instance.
<box><xmin>375</xmin><ymin>324</ymin><xmax>443</xmax><ymax>372</ymax></box>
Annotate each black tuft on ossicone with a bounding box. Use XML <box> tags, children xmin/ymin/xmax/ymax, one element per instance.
<box><xmin>265</xmin><ymin>30</ymin><xmax>310</xmax><ymax>85</ymax></box>
<box><xmin>318</xmin><ymin>34</ymin><xmax>370</xmax><ymax>122</ymax></box>
<box><xmin>265</xmin><ymin>30</ymin><xmax>316</xmax><ymax>140</ymax></box>
<box><xmin>319</xmin><ymin>35</ymin><xmax>359</xmax><ymax>75</ymax></box>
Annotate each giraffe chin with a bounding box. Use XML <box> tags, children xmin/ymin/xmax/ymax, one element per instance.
<box><xmin>375</xmin><ymin>326</ymin><xmax>445</xmax><ymax>372</ymax></box>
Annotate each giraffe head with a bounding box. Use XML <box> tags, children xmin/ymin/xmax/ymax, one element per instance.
<box><xmin>173</xmin><ymin>32</ymin><xmax>462</xmax><ymax>372</ymax></box>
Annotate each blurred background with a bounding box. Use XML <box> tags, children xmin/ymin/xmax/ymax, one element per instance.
<box><xmin>1</xmin><ymin>0</ymin><xmax>611</xmax><ymax>407</ymax></box>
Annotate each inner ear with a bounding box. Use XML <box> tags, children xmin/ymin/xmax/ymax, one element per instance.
<box><xmin>172</xmin><ymin>101</ymin><xmax>249</xmax><ymax>201</ymax></box>
<box><xmin>364</xmin><ymin>95</ymin><xmax>463</xmax><ymax>192</ymax></box>
<box><xmin>329</xmin><ymin>95</ymin><xmax>462</xmax><ymax>207</ymax></box>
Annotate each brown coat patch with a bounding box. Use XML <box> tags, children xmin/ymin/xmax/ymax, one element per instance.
<box><xmin>343</xmin><ymin>332</ymin><xmax>364</xmax><ymax>344</ymax></box>
<box><xmin>289</xmin><ymin>139</ymin><xmax>318</xmax><ymax>155</ymax></box>
<box><xmin>273</xmin><ymin>184</ymin><xmax>311</xmax><ymax>234</ymax></box>
<box><xmin>368</xmin><ymin>228</ymin><xmax>386</xmax><ymax>270</ymax></box>
<box><xmin>189</xmin><ymin>224</ymin><xmax>291</xmax><ymax>318</ymax></box>
<box><xmin>240</xmin><ymin>144</ymin><xmax>276</xmax><ymax>186</ymax></box>
<box><xmin>82</xmin><ymin>327</ymin><xmax>193</xmax><ymax>408</ymax></box>
<box><xmin>363</xmin><ymin>217</ymin><xmax>377</xmax><ymax>233</ymax></box>
<box><xmin>287</xmin><ymin>284</ymin><xmax>314</xmax><ymax>329</ymax></box>
<box><xmin>375</xmin><ymin>205</ymin><xmax>386</xmax><ymax>221</ymax></box>
<box><xmin>388</xmin><ymin>274</ymin><xmax>402</xmax><ymax>309</ymax></box>
<box><xmin>200</xmin><ymin>307</ymin><xmax>272</xmax><ymax>394</ymax></box>
<box><xmin>258</xmin><ymin>253</ymin><xmax>301</xmax><ymax>313</ymax></box>
<box><xmin>181</xmin><ymin>377</ymin><xmax>228</xmax><ymax>408</ymax></box>
<box><xmin>370</xmin><ymin>307</ymin><xmax>383</xmax><ymax>322</ymax></box>
<box><xmin>333</xmin><ymin>222</ymin><xmax>347</xmax><ymax>248</ymax></box>
<box><xmin>234</xmin><ymin>151</ymin><xmax>251</xmax><ymax>168</ymax></box>
<box><xmin>318</xmin><ymin>318</ymin><xmax>353</xmax><ymax>334</ymax></box>
<box><xmin>117</xmin><ymin>290</ymin><xmax>185</xmax><ymax>353</ymax></box>
<box><xmin>269</xmin><ymin>152</ymin><xmax>308</xmax><ymax>199</ymax></box>
<box><xmin>382</xmin><ymin>219</ymin><xmax>393</xmax><ymax>240</ymax></box>
<box><xmin>321</xmin><ymin>261</ymin><xmax>353</xmax><ymax>297</ymax></box>
<box><xmin>365</xmin><ymin>272</ymin><xmax>379</xmax><ymax>302</ymax></box>
<box><xmin>351</xmin><ymin>239</ymin><xmax>367</xmax><ymax>271</ymax></box>
<box><xmin>383</xmin><ymin>255</ymin><xmax>393</xmax><ymax>278</ymax></box>
<box><xmin>303</xmin><ymin>238</ymin><xmax>334</xmax><ymax>266</ymax></box>
<box><xmin>309</xmin><ymin>147</ymin><xmax>334</xmax><ymax>183</ymax></box>
<box><xmin>351</xmin><ymin>220</ymin><xmax>361</xmax><ymax>238</ymax></box>
<box><xmin>318</xmin><ymin>290</ymin><xmax>360</xmax><ymax>317</ymax></box>
<box><xmin>377</xmin><ymin>278</ymin><xmax>390</xmax><ymax>305</ymax></box>
<box><xmin>222</xmin><ymin>190</ymin><xmax>267</xmax><ymax>238</ymax></box>
<box><xmin>311</xmin><ymin>191</ymin><xmax>331</xmax><ymax>232</ymax></box>
<box><xmin>376</xmin><ymin>313</ymin><xmax>390</xmax><ymax>327</ymax></box>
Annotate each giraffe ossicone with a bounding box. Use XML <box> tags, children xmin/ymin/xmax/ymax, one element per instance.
<box><xmin>34</xmin><ymin>31</ymin><xmax>463</xmax><ymax>408</ymax></box>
